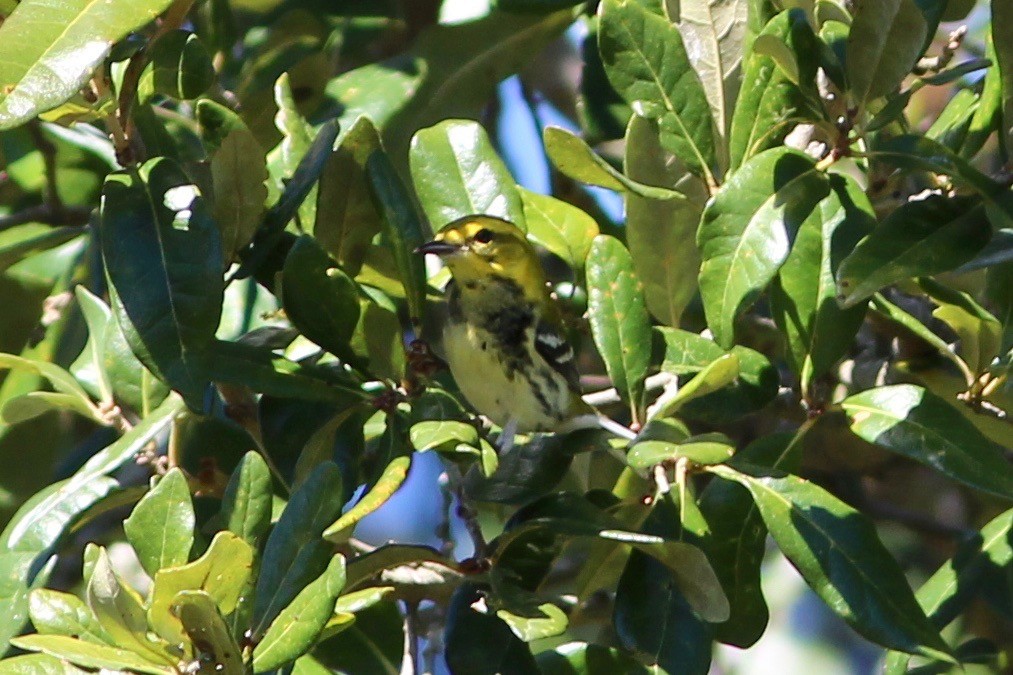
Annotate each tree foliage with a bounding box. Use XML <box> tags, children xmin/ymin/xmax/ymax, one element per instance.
<box><xmin>0</xmin><ymin>0</ymin><xmax>1010</xmax><ymax>673</ymax></box>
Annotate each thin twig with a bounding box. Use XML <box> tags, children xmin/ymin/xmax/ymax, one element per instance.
<box><xmin>582</xmin><ymin>372</ymin><xmax>672</xmax><ymax>407</ymax></box>
<box><xmin>401</xmin><ymin>601</ymin><xmax>420</xmax><ymax>675</ymax></box>
<box><xmin>443</xmin><ymin>462</ymin><xmax>487</xmax><ymax>559</ymax></box>
<box><xmin>0</xmin><ymin>204</ymin><xmax>91</xmax><ymax>232</ymax></box>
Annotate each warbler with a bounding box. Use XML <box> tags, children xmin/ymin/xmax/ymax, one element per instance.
<box><xmin>416</xmin><ymin>215</ymin><xmax>593</xmax><ymax>436</ymax></box>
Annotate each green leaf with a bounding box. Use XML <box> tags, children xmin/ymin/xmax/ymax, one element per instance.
<box><xmin>310</xmin><ymin>601</ymin><xmax>403</xmax><ymax>674</ymax></box>
<box><xmin>991</xmin><ymin>0</ymin><xmax>1013</xmax><ymax>158</ymax></box>
<box><xmin>219</xmin><ymin>451</ymin><xmax>273</xmax><ymax>547</ymax></box>
<box><xmin>694</xmin><ymin>432</ymin><xmax>801</xmax><ymax>647</ymax></box>
<box><xmin>648</xmin><ymin>353</ymin><xmax>740</xmax><ymax>420</ymax></box>
<box><xmin>835</xmin><ymin>195</ymin><xmax>991</xmax><ymax>308</ymax></box>
<box><xmin>445</xmin><ymin>585</ymin><xmax>539</xmax><ymax>675</ymax></box>
<box><xmin>253</xmin><ymin>462</ymin><xmax>344</xmax><ymax>637</ymax></box>
<box><xmin>366</xmin><ymin>150</ymin><xmax>428</xmax><ymax>327</ymax></box>
<box><xmin>846</xmin><ymin>0</ymin><xmax>928</xmax><ymax>107</ymax></box>
<box><xmin>674</xmin><ymin>0</ymin><xmax>749</xmax><ymax>145</ymax></box>
<box><xmin>282</xmin><ymin>235</ymin><xmax>361</xmax><ymax>362</ymax></box>
<box><xmin>869</xmin><ymin>293</ymin><xmax>971</xmax><ymax>378</ymax></box>
<box><xmin>211</xmin><ymin>128</ymin><xmax>268</xmax><ymax>263</ymax></box>
<box><xmin>770</xmin><ymin>173</ymin><xmax>873</xmax><ymax>389</ymax></box>
<box><xmin>171</xmin><ymin>591</ymin><xmax>244</xmax><ymax>675</ymax></box>
<box><xmin>519</xmin><ymin>188</ymin><xmax>599</xmax><ymax>273</ymax></box>
<box><xmin>627</xmin><ymin>434</ymin><xmax>736</xmax><ymax>470</ymax></box>
<box><xmin>655</xmin><ymin>327</ymin><xmax>779</xmax><ymax>423</ymax></box>
<box><xmin>123</xmin><ymin>469</ymin><xmax>194</xmax><ymax>578</ymax></box>
<box><xmin>579</xmin><ymin>23</ymin><xmax>633</xmax><ymax>143</ymax></box>
<box><xmin>253</xmin><ymin>555</ymin><xmax>346</xmax><ymax>672</ymax></box>
<box><xmin>1</xmin><ymin>392</ymin><xmax>96</xmax><ymax>426</ymax></box>
<box><xmin>0</xmin><ymin>396</ymin><xmax>182</xmax><ymax>652</ymax></box>
<box><xmin>962</xmin><ymin>35</ymin><xmax>1003</xmax><ymax>158</ymax></box>
<box><xmin>624</xmin><ymin>113</ymin><xmax>706</xmax><ymax>327</ymax></box>
<box><xmin>102</xmin><ymin>158</ymin><xmax>223</xmax><ymax>410</ymax></box>
<box><xmin>8</xmin><ymin>635</ymin><xmax>173</xmax><ymax>675</ymax></box>
<box><xmin>614</xmin><ymin>550</ymin><xmax>712</xmax><ymax>675</ymax></box>
<box><xmin>710</xmin><ymin>464</ymin><xmax>952</xmax><ymax>659</ymax></box>
<box><xmin>496</xmin><ymin>602</ymin><xmax>568</xmax><ymax>643</ymax></box>
<box><xmin>465</xmin><ymin>433</ymin><xmax>578</xmax><ymax>505</ymax></box>
<box><xmin>0</xmin><ymin>653</ymin><xmax>69</xmax><ymax>674</ymax></box>
<box><xmin>599</xmin><ymin>0</ymin><xmax>717</xmax><ymax>182</ymax></box>
<box><xmin>71</xmin><ymin>286</ymin><xmax>114</xmax><ymax>405</ymax></box>
<box><xmin>0</xmin><ymin>0</ymin><xmax>174</xmax><ymax>129</ymax></box>
<box><xmin>147</xmin><ymin>531</ymin><xmax>254</xmax><ymax>646</ymax></box>
<box><xmin>926</xmin><ymin>88</ymin><xmax>978</xmax><ymax>152</ymax></box>
<box><xmin>28</xmin><ymin>589</ymin><xmax>111</xmax><ymax>644</ymax></box>
<box><xmin>314</xmin><ymin>115</ymin><xmax>382</xmax><ymax>278</ymax></box>
<box><xmin>142</xmin><ymin>30</ymin><xmax>215</xmax><ymax>101</ymax></box>
<box><xmin>323</xmin><ymin>456</ymin><xmax>411</xmax><ymax>541</ymax></box>
<box><xmin>536</xmin><ymin>641</ymin><xmax>652</xmax><ymax>674</ymax></box>
<box><xmin>919</xmin><ymin>277</ymin><xmax>1002</xmax><ymax>374</ymax></box>
<box><xmin>348</xmin><ymin>294</ymin><xmax>406</xmax><ymax>383</ymax></box>
<box><xmin>729</xmin><ymin>9</ymin><xmax>821</xmax><ymax>170</ymax></box>
<box><xmin>0</xmin><ymin>353</ymin><xmax>99</xmax><ymax>423</ymax></box>
<box><xmin>410</xmin><ymin>120</ymin><xmax>526</xmax><ymax>230</ymax></box>
<box><xmin>841</xmin><ymin>384</ymin><xmax>1013</xmax><ymax>499</ymax></box>
<box><xmin>410</xmin><ymin>421</ymin><xmax>479</xmax><ymax>453</ymax></box>
<box><xmin>87</xmin><ymin>549</ymin><xmax>174</xmax><ymax>666</ymax></box>
<box><xmin>884</xmin><ymin>507</ymin><xmax>1012</xmax><ymax>673</ymax></box>
<box><xmin>697</xmin><ymin>147</ymin><xmax>828</xmax><ymax>347</ymax></box>
<box><xmin>586</xmin><ymin>235</ymin><xmax>652</xmax><ymax>412</ymax></box>
<box><xmin>542</xmin><ymin>125</ymin><xmax>685</xmax><ymax>200</ymax></box>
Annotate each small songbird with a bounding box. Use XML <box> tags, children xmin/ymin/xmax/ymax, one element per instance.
<box><xmin>416</xmin><ymin>215</ymin><xmax>594</xmax><ymax>438</ymax></box>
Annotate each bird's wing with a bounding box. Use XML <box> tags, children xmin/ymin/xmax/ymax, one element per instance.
<box><xmin>533</xmin><ymin>318</ymin><xmax>582</xmax><ymax>393</ymax></box>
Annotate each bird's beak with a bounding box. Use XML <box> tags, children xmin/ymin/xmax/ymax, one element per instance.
<box><xmin>415</xmin><ymin>240</ymin><xmax>461</xmax><ymax>257</ymax></box>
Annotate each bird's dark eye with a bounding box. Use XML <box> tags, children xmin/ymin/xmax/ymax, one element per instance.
<box><xmin>473</xmin><ymin>228</ymin><xmax>494</xmax><ymax>244</ymax></box>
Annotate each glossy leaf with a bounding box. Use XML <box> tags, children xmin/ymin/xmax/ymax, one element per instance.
<box><xmin>841</xmin><ymin>384</ymin><xmax>1013</xmax><ymax>499</ymax></box>
<box><xmin>314</xmin><ymin>115</ymin><xmax>382</xmax><ymax>278</ymax></box>
<box><xmin>445</xmin><ymin>585</ymin><xmax>539</xmax><ymax>675</ymax></box>
<box><xmin>172</xmin><ymin>591</ymin><xmax>243</xmax><ymax>675</ymax></box>
<box><xmin>920</xmin><ymin>277</ymin><xmax>1002</xmax><ymax>375</ymax></box>
<box><xmin>710</xmin><ymin>464</ymin><xmax>952</xmax><ymax>659</ymax></box>
<box><xmin>837</xmin><ymin>196</ymin><xmax>991</xmax><ymax>309</ymax></box>
<box><xmin>542</xmin><ymin>125</ymin><xmax>685</xmax><ymax>200</ymax></box>
<box><xmin>8</xmin><ymin>635</ymin><xmax>173</xmax><ymax>675</ymax></box>
<box><xmin>770</xmin><ymin>173</ymin><xmax>873</xmax><ymax>389</ymax></box>
<box><xmin>86</xmin><ymin>549</ymin><xmax>174</xmax><ymax>665</ymax></box>
<box><xmin>624</xmin><ymin>113</ymin><xmax>706</xmax><ymax>327</ymax></box>
<box><xmin>884</xmin><ymin>507</ymin><xmax>1012</xmax><ymax>673</ymax></box>
<box><xmin>519</xmin><ymin>188</ymin><xmax>599</xmax><ymax>273</ymax></box>
<box><xmin>846</xmin><ymin>0</ymin><xmax>928</xmax><ymax>107</ymax></box>
<box><xmin>411</xmin><ymin>120</ymin><xmax>526</xmax><ymax>230</ymax></box>
<box><xmin>253</xmin><ymin>555</ymin><xmax>346</xmax><ymax>672</ymax></box>
<box><xmin>586</xmin><ymin>235</ymin><xmax>652</xmax><ymax>412</ymax></box>
<box><xmin>0</xmin><ymin>396</ymin><xmax>181</xmax><ymax>651</ymax></box>
<box><xmin>142</xmin><ymin>30</ymin><xmax>215</xmax><ymax>101</ymax></box>
<box><xmin>697</xmin><ymin>147</ymin><xmax>828</xmax><ymax>347</ymax></box>
<box><xmin>599</xmin><ymin>0</ymin><xmax>717</xmax><ymax>182</ymax></box>
<box><xmin>219</xmin><ymin>451</ymin><xmax>273</xmax><ymax>547</ymax></box>
<box><xmin>310</xmin><ymin>601</ymin><xmax>403</xmax><ymax>674</ymax></box>
<box><xmin>253</xmin><ymin>462</ymin><xmax>344</xmax><ymax>637</ymax></box>
<box><xmin>675</xmin><ymin>0</ymin><xmax>748</xmax><ymax>143</ymax></box>
<box><xmin>695</xmin><ymin>433</ymin><xmax>801</xmax><ymax>647</ymax></box>
<box><xmin>0</xmin><ymin>353</ymin><xmax>99</xmax><ymax>423</ymax></box>
<box><xmin>656</xmin><ymin>327</ymin><xmax>779</xmax><ymax>423</ymax></box>
<box><xmin>147</xmin><ymin>531</ymin><xmax>254</xmax><ymax>645</ymax></box>
<box><xmin>536</xmin><ymin>641</ymin><xmax>652</xmax><ymax>674</ymax></box>
<box><xmin>366</xmin><ymin>150</ymin><xmax>428</xmax><ymax>326</ymax></box>
<box><xmin>211</xmin><ymin>128</ymin><xmax>268</xmax><ymax>263</ymax></box>
<box><xmin>122</xmin><ymin>468</ymin><xmax>194</xmax><ymax>578</ymax></box>
<box><xmin>71</xmin><ymin>286</ymin><xmax>113</xmax><ymax>405</ymax></box>
<box><xmin>648</xmin><ymin>353</ymin><xmax>740</xmax><ymax>421</ymax></box>
<box><xmin>627</xmin><ymin>435</ymin><xmax>735</xmax><ymax>471</ymax></box>
<box><xmin>323</xmin><ymin>456</ymin><xmax>411</xmax><ymax>541</ymax></box>
<box><xmin>729</xmin><ymin>9</ymin><xmax>820</xmax><ymax>170</ymax></box>
<box><xmin>614</xmin><ymin>550</ymin><xmax>712</xmax><ymax>675</ymax></box>
<box><xmin>0</xmin><ymin>0</ymin><xmax>174</xmax><ymax>129</ymax></box>
<box><xmin>28</xmin><ymin>589</ymin><xmax>110</xmax><ymax>644</ymax></box>
<box><xmin>102</xmin><ymin>158</ymin><xmax>223</xmax><ymax>410</ymax></box>
<box><xmin>991</xmin><ymin>0</ymin><xmax>1013</xmax><ymax>159</ymax></box>
<box><xmin>282</xmin><ymin>235</ymin><xmax>361</xmax><ymax>362</ymax></box>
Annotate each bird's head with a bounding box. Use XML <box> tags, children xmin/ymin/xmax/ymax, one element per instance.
<box><xmin>416</xmin><ymin>215</ymin><xmax>547</xmax><ymax>300</ymax></box>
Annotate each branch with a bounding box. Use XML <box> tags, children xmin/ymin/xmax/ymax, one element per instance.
<box><xmin>0</xmin><ymin>204</ymin><xmax>91</xmax><ymax>232</ymax></box>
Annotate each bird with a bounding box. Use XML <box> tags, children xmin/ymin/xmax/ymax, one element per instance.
<box><xmin>416</xmin><ymin>215</ymin><xmax>633</xmax><ymax>447</ymax></box>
